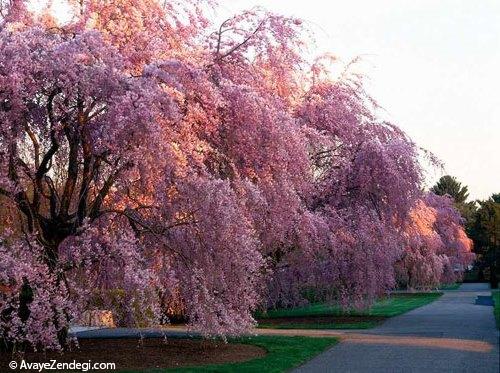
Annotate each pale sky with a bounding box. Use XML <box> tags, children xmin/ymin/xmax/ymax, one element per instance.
<box><xmin>215</xmin><ymin>0</ymin><xmax>499</xmax><ymax>200</ymax></box>
<box><xmin>43</xmin><ymin>0</ymin><xmax>500</xmax><ymax>200</ymax></box>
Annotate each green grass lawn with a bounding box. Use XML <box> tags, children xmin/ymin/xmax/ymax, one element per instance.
<box><xmin>165</xmin><ymin>336</ymin><xmax>338</xmax><ymax>373</ymax></box>
<box><xmin>257</xmin><ymin>321</ymin><xmax>378</xmax><ymax>330</ymax></box>
<box><xmin>258</xmin><ymin>292</ymin><xmax>442</xmax><ymax>319</ymax></box>
<box><xmin>256</xmin><ymin>292</ymin><xmax>442</xmax><ymax>329</ymax></box>
<box><xmin>493</xmin><ymin>290</ymin><xmax>500</xmax><ymax>329</ymax></box>
<box><xmin>438</xmin><ymin>283</ymin><xmax>461</xmax><ymax>290</ymax></box>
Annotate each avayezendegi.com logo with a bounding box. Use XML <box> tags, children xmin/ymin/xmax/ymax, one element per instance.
<box><xmin>8</xmin><ymin>359</ymin><xmax>116</xmax><ymax>371</ymax></box>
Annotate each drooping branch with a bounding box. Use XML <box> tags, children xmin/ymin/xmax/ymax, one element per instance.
<box><xmin>215</xmin><ymin>18</ymin><xmax>231</xmax><ymax>57</ymax></box>
<box><xmin>35</xmin><ymin>88</ymin><xmax>62</xmax><ymax>180</ymax></box>
<box><xmin>59</xmin><ymin>126</ymin><xmax>79</xmax><ymax>216</ymax></box>
<box><xmin>43</xmin><ymin>175</ymin><xmax>60</xmax><ymax>219</ymax></box>
<box><xmin>88</xmin><ymin>161</ymin><xmax>124</xmax><ymax>220</ymax></box>
<box><xmin>77</xmin><ymin>151</ymin><xmax>97</xmax><ymax>224</ymax></box>
<box><xmin>215</xmin><ymin>19</ymin><xmax>266</xmax><ymax>62</ymax></box>
<box><xmin>33</xmin><ymin>89</ymin><xmax>62</xmax><ymax>214</ymax></box>
<box><xmin>60</xmin><ymin>95</ymin><xmax>87</xmax><ymax>217</ymax></box>
<box><xmin>24</xmin><ymin>125</ymin><xmax>40</xmax><ymax>169</ymax></box>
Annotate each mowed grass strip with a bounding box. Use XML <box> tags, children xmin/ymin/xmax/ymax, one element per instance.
<box><xmin>257</xmin><ymin>321</ymin><xmax>379</xmax><ymax>330</ymax></box>
<box><xmin>493</xmin><ymin>290</ymin><xmax>500</xmax><ymax>329</ymax></box>
<box><xmin>256</xmin><ymin>292</ymin><xmax>442</xmax><ymax>329</ymax></box>
<box><xmin>166</xmin><ymin>336</ymin><xmax>338</xmax><ymax>373</ymax></box>
<box><xmin>366</xmin><ymin>292</ymin><xmax>442</xmax><ymax>317</ymax></box>
<box><xmin>438</xmin><ymin>283</ymin><xmax>461</xmax><ymax>290</ymax></box>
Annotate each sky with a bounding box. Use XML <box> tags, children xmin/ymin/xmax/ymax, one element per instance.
<box><xmin>43</xmin><ymin>0</ymin><xmax>500</xmax><ymax>200</ymax></box>
<box><xmin>214</xmin><ymin>0</ymin><xmax>499</xmax><ymax>200</ymax></box>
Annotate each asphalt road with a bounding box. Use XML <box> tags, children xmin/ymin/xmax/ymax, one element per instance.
<box><xmin>294</xmin><ymin>283</ymin><xmax>500</xmax><ymax>373</ymax></box>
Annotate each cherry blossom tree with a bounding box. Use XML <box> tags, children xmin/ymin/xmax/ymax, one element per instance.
<box><xmin>395</xmin><ymin>193</ymin><xmax>474</xmax><ymax>289</ymax></box>
<box><xmin>0</xmin><ymin>1</ymin><xmax>262</xmax><ymax>350</ymax></box>
<box><xmin>425</xmin><ymin>193</ymin><xmax>474</xmax><ymax>283</ymax></box>
<box><xmin>0</xmin><ymin>0</ymin><xmax>474</xmax><ymax>352</ymax></box>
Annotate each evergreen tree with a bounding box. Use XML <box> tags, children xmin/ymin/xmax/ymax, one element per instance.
<box><xmin>469</xmin><ymin>194</ymin><xmax>500</xmax><ymax>288</ymax></box>
<box><xmin>431</xmin><ymin>175</ymin><xmax>470</xmax><ymax>203</ymax></box>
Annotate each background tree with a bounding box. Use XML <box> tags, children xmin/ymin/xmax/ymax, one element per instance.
<box><xmin>431</xmin><ymin>175</ymin><xmax>476</xmax><ymax>233</ymax></box>
<box><xmin>431</xmin><ymin>175</ymin><xmax>469</xmax><ymax>203</ymax></box>
<box><xmin>469</xmin><ymin>194</ymin><xmax>500</xmax><ymax>288</ymax></box>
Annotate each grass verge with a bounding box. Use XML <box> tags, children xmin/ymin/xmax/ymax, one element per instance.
<box><xmin>257</xmin><ymin>321</ymin><xmax>378</xmax><ymax>330</ymax></box>
<box><xmin>166</xmin><ymin>336</ymin><xmax>338</xmax><ymax>373</ymax></box>
<box><xmin>256</xmin><ymin>292</ymin><xmax>442</xmax><ymax>329</ymax></box>
<box><xmin>493</xmin><ymin>291</ymin><xmax>500</xmax><ymax>329</ymax></box>
<box><xmin>438</xmin><ymin>283</ymin><xmax>461</xmax><ymax>290</ymax></box>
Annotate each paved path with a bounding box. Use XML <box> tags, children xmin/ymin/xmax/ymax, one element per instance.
<box><xmin>294</xmin><ymin>283</ymin><xmax>499</xmax><ymax>373</ymax></box>
<box><xmin>73</xmin><ymin>284</ymin><xmax>498</xmax><ymax>372</ymax></box>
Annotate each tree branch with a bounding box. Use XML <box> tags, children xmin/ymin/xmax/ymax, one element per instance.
<box><xmin>216</xmin><ymin>19</ymin><xmax>266</xmax><ymax>62</ymax></box>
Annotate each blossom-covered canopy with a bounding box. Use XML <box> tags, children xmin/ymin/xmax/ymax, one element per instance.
<box><xmin>0</xmin><ymin>0</ymin><xmax>473</xmax><ymax>351</ymax></box>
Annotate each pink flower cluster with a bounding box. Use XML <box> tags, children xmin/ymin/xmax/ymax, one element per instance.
<box><xmin>395</xmin><ymin>194</ymin><xmax>474</xmax><ymax>289</ymax></box>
